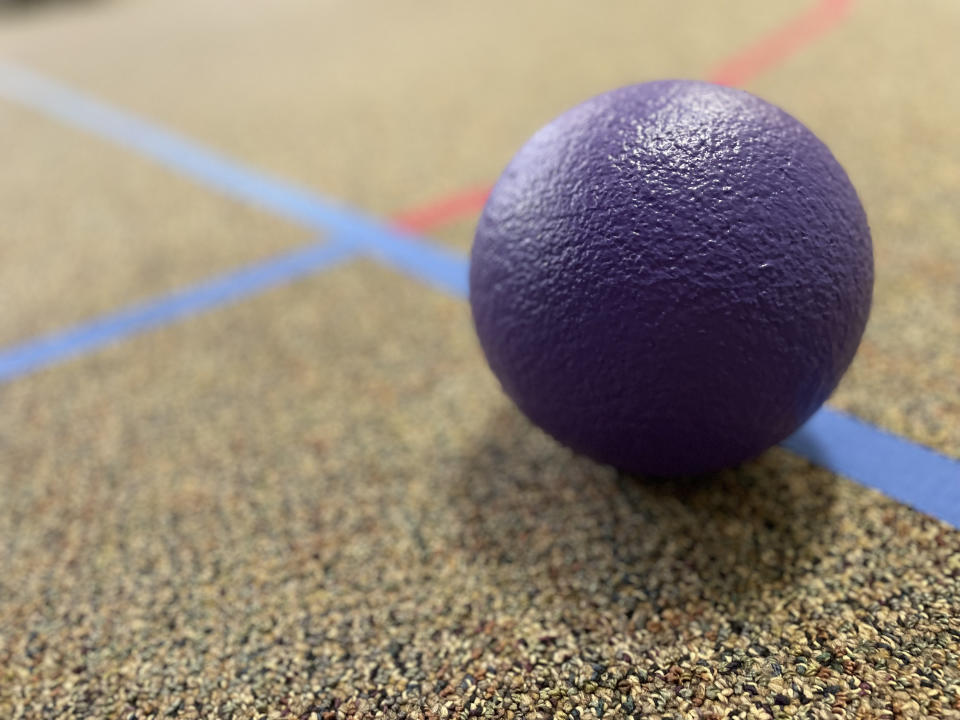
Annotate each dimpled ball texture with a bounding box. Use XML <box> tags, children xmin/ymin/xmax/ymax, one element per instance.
<box><xmin>469</xmin><ymin>80</ymin><xmax>873</xmax><ymax>476</ymax></box>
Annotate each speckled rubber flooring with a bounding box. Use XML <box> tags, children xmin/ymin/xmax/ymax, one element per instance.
<box><xmin>1</xmin><ymin>1</ymin><xmax>958</xmax><ymax>718</ymax></box>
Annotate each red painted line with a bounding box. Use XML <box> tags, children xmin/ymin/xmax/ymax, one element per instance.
<box><xmin>394</xmin><ymin>0</ymin><xmax>853</xmax><ymax>233</ymax></box>
<box><xmin>391</xmin><ymin>184</ymin><xmax>492</xmax><ymax>232</ymax></box>
<box><xmin>707</xmin><ymin>0</ymin><xmax>853</xmax><ymax>86</ymax></box>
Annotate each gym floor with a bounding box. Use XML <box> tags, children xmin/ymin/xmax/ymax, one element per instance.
<box><xmin>1</xmin><ymin>1</ymin><xmax>958</xmax><ymax>718</ymax></box>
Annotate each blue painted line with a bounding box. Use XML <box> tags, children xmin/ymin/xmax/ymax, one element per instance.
<box><xmin>0</xmin><ymin>62</ymin><xmax>467</xmax><ymax>297</ymax></box>
<box><xmin>0</xmin><ymin>241</ymin><xmax>356</xmax><ymax>383</ymax></box>
<box><xmin>783</xmin><ymin>407</ymin><xmax>959</xmax><ymax>526</ymax></box>
<box><xmin>1</xmin><ymin>62</ymin><xmax>957</xmax><ymax>528</ymax></box>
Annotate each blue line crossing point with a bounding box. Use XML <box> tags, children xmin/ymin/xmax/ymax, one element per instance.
<box><xmin>0</xmin><ymin>62</ymin><xmax>469</xmax><ymax>298</ymax></box>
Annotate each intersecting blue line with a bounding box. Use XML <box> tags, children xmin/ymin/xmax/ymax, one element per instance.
<box><xmin>0</xmin><ymin>61</ymin><xmax>957</xmax><ymax>527</ymax></box>
<box><xmin>0</xmin><ymin>240</ymin><xmax>357</xmax><ymax>383</ymax></box>
<box><xmin>0</xmin><ymin>62</ymin><xmax>468</xmax><ymax>298</ymax></box>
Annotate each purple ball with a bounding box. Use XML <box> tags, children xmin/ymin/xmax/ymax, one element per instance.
<box><xmin>469</xmin><ymin>80</ymin><xmax>873</xmax><ymax>476</ymax></box>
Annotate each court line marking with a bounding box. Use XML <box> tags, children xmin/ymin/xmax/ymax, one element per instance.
<box><xmin>0</xmin><ymin>241</ymin><xmax>357</xmax><ymax>383</ymax></box>
<box><xmin>708</xmin><ymin>0</ymin><xmax>853</xmax><ymax>87</ymax></box>
<box><xmin>392</xmin><ymin>185</ymin><xmax>493</xmax><ymax>233</ymax></box>
<box><xmin>1</xmin><ymin>5</ymin><xmax>957</xmax><ymax>525</ymax></box>
<box><xmin>0</xmin><ymin>62</ymin><xmax>468</xmax><ymax>299</ymax></box>
<box><xmin>782</xmin><ymin>411</ymin><xmax>960</xmax><ymax>527</ymax></box>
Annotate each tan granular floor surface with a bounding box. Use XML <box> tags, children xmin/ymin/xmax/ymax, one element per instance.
<box><xmin>1</xmin><ymin>1</ymin><xmax>958</xmax><ymax>718</ymax></box>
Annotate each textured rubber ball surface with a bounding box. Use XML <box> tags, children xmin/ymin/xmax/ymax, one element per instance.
<box><xmin>470</xmin><ymin>80</ymin><xmax>873</xmax><ymax>476</ymax></box>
